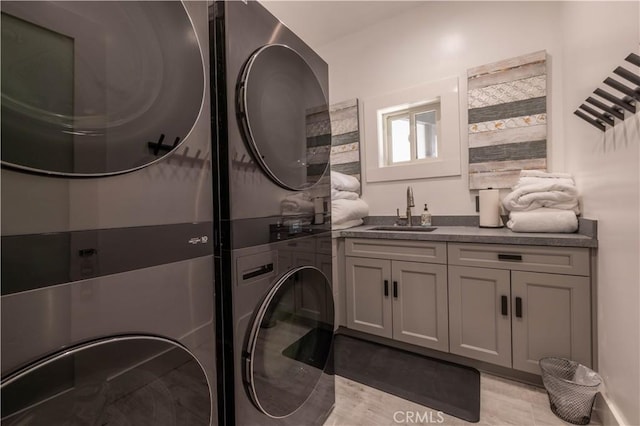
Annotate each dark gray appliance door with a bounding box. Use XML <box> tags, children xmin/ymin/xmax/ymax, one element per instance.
<box><xmin>237</xmin><ymin>44</ymin><xmax>331</xmax><ymax>191</ymax></box>
<box><xmin>0</xmin><ymin>336</ymin><xmax>211</xmax><ymax>425</ymax></box>
<box><xmin>245</xmin><ymin>266</ymin><xmax>334</xmax><ymax>419</ymax></box>
<box><xmin>0</xmin><ymin>1</ymin><xmax>204</xmax><ymax>176</ymax></box>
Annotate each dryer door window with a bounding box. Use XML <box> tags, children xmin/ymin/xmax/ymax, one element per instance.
<box><xmin>245</xmin><ymin>266</ymin><xmax>334</xmax><ymax>418</ymax></box>
<box><xmin>0</xmin><ymin>1</ymin><xmax>204</xmax><ymax>176</ymax></box>
<box><xmin>0</xmin><ymin>336</ymin><xmax>211</xmax><ymax>425</ymax></box>
<box><xmin>237</xmin><ymin>44</ymin><xmax>331</xmax><ymax>190</ymax></box>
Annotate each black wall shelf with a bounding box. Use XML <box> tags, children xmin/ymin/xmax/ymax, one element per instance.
<box><xmin>574</xmin><ymin>52</ymin><xmax>639</xmax><ymax>131</ymax></box>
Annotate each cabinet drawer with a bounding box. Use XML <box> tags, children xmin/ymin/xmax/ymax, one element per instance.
<box><xmin>345</xmin><ymin>238</ymin><xmax>446</xmax><ymax>264</ymax></box>
<box><xmin>448</xmin><ymin>243</ymin><xmax>590</xmax><ymax>276</ymax></box>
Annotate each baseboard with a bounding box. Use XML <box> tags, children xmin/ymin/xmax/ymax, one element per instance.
<box><xmin>595</xmin><ymin>393</ymin><xmax>627</xmax><ymax>426</ymax></box>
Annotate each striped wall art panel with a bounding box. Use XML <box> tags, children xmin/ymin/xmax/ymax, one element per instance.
<box><xmin>305</xmin><ymin>105</ymin><xmax>332</xmax><ymax>189</ymax></box>
<box><xmin>467</xmin><ymin>50</ymin><xmax>547</xmax><ymax>190</ymax></box>
<box><xmin>330</xmin><ymin>98</ymin><xmax>361</xmax><ymax>194</ymax></box>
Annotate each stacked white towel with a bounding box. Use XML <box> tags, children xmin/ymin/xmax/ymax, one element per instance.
<box><xmin>331</xmin><ymin>171</ymin><xmax>369</xmax><ymax>229</ymax></box>
<box><xmin>281</xmin><ymin>192</ymin><xmax>314</xmax><ymax>216</ymax></box>
<box><xmin>331</xmin><ymin>171</ymin><xmax>360</xmax><ymax>192</ymax></box>
<box><xmin>502</xmin><ymin>170</ymin><xmax>580</xmax><ymax>233</ymax></box>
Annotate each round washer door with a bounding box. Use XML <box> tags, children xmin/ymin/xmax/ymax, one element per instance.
<box><xmin>237</xmin><ymin>44</ymin><xmax>331</xmax><ymax>190</ymax></box>
<box><xmin>0</xmin><ymin>336</ymin><xmax>211</xmax><ymax>425</ymax></box>
<box><xmin>245</xmin><ymin>266</ymin><xmax>334</xmax><ymax>418</ymax></box>
<box><xmin>0</xmin><ymin>1</ymin><xmax>204</xmax><ymax>176</ymax></box>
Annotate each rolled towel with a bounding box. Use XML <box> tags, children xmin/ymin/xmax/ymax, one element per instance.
<box><xmin>331</xmin><ymin>188</ymin><xmax>359</xmax><ymax>200</ymax></box>
<box><xmin>507</xmin><ymin>208</ymin><xmax>578</xmax><ymax>233</ymax></box>
<box><xmin>332</xmin><ymin>198</ymin><xmax>369</xmax><ymax>225</ymax></box>
<box><xmin>331</xmin><ymin>171</ymin><xmax>360</xmax><ymax>192</ymax></box>
<box><xmin>281</xmin><ymin>192</ymin><xmax>314</xmax><ymax>215</ymax></box>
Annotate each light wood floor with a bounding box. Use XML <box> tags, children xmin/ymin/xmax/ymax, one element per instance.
<box><xmin>324</xmin><ymin>374</ymin><xmax>602</xmax><ymax>426</ymax></box>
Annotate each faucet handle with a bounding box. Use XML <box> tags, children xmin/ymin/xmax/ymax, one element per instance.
<box><xmin>396</xmin><ymin>208</ymin><xmax>408</xmax><ymax>226</ymax></box>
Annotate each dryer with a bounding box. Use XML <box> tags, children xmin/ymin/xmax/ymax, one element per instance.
<box><xmin>0</xmin><ymin>1</ymin><xmax>216</xmax><ymax>424</ymax></box>
<box><xmin>210</xmin><ymin>1</ymin><xmax>335</xmax><ymax>425</ymax></box>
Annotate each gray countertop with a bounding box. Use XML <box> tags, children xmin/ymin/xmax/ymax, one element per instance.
<box><xmin>335</xmin><ymin>218</ymin><xmax>598</xmax><ymax>248</ymax></box>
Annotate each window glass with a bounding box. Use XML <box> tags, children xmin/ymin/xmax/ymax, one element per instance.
<box><xmin>383</xmin><ymin>102</ymin><xmax>440</xmax><ymax>166</ymax></box>
<box><xmin>245</xmin><ymin>266</ymin><xmax>334</xmax><ymax>418</ymax></box>
<box><xmin>416</xmin><ymin>110</ymin><xmax>438</xmax><ymax>159</ymax></box>
<box><xmin>0</xmin><ymin>1</ymin><xmax>204</xmax><ymax>176</ymax></box>
<box><xmin>238</xmin><ymin>45</ymin><xmax>330</xmax><ymax>190</ymax></box>
<box><xmin>388</xmin><ymin>115</ymin><xmax>411</xmax><ymax>163</ymax></box>
<box><xmin>1</xmin><ymin>336</ymin><xmax>211</xmax><ymax>425</ymax></box>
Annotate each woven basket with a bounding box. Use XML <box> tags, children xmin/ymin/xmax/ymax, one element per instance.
<box><xmin>539</xmin><ymin>357</ymin><xmax>601</xmax><ymax>425</ymax></box>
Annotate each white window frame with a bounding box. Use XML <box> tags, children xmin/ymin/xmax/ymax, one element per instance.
<box><xmin>363</xmin><ymin>76</ymin><xmax>461</xmax><ymax>183</ymax></box>
<box><xmin>383</xmin><ymin>101</ymin><xmax>441</xmax><ymax>165</ymax></box>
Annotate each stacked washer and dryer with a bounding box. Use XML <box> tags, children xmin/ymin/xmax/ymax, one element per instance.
<box><xmin>210</xmin><ymin>1</ymin><xmax>336</xmax><ymax>425</ymax></box>
<box><xmin>1</xmin><ymin>2</ymin><xmax>216</xmax><ymax>424</ymax></box>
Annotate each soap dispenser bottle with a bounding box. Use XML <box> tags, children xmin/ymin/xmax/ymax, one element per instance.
<box><xmin>421</xmin><ymin>204</ymin><xmax>432</xmax><ymax>227</ymax></box>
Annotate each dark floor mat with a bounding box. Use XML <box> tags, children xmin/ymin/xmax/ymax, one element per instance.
<box><xmin>281</xmin><ymin>328</ymin><xmax>334</xmax><ymax>370</ymax></box>
<box><xmin>334</xmin><ymin>334</ymin><xmax>481</xmax><ymax>423</ymax></box>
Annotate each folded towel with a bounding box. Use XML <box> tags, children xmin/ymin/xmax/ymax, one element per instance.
<box><xmin>507</xmin><ymin>208</ymin><xmax>578</xmax><ymax>233</ymax></box>
<box><xmin>503</xmin><ymin>170</ymin><xmax>580</xmax><ymax>214</ymax></box>
<box><xmin>519</xmin><ymin>170</ymin><xmax>574</xmax><ymax>179</ymax></box>
<box><xmin>331</xmin><ymin>171</ymin><xmax>360</xmax><ymax>192</ymax></box>
<box><xmin>503</xmin><ymin>183</ymin><xmax>580</xmax><ymax>213</ymax></box>
<box><xmin>516</xmin><ymin>170</ymin><xmax>576</xmax><ymax>188</ymax></box>
<box><xmin>331</xmin><ymin>188</ymin><xmax>359</xmax><ymax>200</ymax></box>
<box><xmin>281</xmin><ymin>192</ymin><xmax>314</xmax><ymax>215</ymax></box>
<box><xmin>332</xmin><ymin>218</ymin><xmax>364</xmax><ymax>230</ymax></box>
<box><xmin>332</xmin><ymin>198</ymin><xmax>369</xmax><ymax>225</ymax></box>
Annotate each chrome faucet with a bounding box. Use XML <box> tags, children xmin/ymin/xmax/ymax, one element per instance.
<box><xmin>406</xmin><ymin>186</ymin><xmax>415</xmax><ymax>227</ymax></box>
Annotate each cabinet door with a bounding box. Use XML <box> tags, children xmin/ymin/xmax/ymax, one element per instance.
<box><xmin>511</xmin><ymin>271</ymin><xmax>591</xmax><ymax>374</ymax></box>
<box><xmin>392</xmin><ymin>261</ymin><xmax>449</xmax><ymax>351</ymax></box>
<box><xmin>345</xmin><ymin>257</ymin><xmax>392</xmax><ymax>338</ymax></box>
<box><xmin>448</xmin><ymin>265</ymin><xmax>511</xmax><ymax>367</ymax></box>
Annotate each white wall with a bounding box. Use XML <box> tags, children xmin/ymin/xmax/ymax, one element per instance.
<box><xmin>560</xmin><ymin>2</ymin><xmax>639</xmax><ymax>425</ymax></box>
<box><xmin>317</xmin><ymin>2</ymin><xmax>639</xmax><ymax>424</ymax></box>
<box><xmin>317</xmin><ymin>1</ymin><xmax>566</xmax><ymax>216</ymax></box>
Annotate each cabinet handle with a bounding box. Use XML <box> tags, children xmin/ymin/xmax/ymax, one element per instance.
<box><xmin>384</xmin><ymin>280</ymin><xmax>389</xmax><ymax>297</ymax></box>
<box><xmin>498</xmin><ymin>254</ymin><xmax>523</xmax><ymax>261</ymax></box>
<box><xmin>515</xmin><ymin>297</ymin><xmax>523</xmax><ymax>318</ymax></box>
<box><xmin>501</xmin><ymin>295</ymin><xmax>508</xmax><ymax>316</ymax></box>
<box><xmin>393</xmin><ymin>281</ymin><xmax>398</xmax><ymax>298</ymax></box>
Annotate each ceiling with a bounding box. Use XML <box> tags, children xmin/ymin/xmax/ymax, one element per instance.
<box><xmin>259</xmin><ymin>1</ymin><xmax>424</xmax><ymax>49</ymax></box>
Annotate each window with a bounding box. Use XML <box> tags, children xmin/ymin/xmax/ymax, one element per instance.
<box><xmin>384</xmin><ymin>102</ymin><xmax>440</xmax><ymax>165</ymax></box>
<box><xmin>363</xmin><ymin>76</ymin><xmax>461</xmax><ymax>182</ymax></box>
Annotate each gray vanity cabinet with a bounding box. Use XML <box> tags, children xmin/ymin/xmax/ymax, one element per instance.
<box><xmin>448</xmin><ymin>243</ymin><xmax>592</xmax><ymax>374</ymax></box>
<box><xmin>344</xmin><ymin>238</ymin><xmax>449</xmax><ymax>351</ymax></box>
<box><xmin>345</xmin><ymin>256</ymin><xmax>393</xmax><ymax>338</ymax></box>
<box><xmin>448</xmin><ymin>265</ymin><xmax>512</xmax><ymax>367</ymax></box>
<box><xmin>391</xmin><ymin>260</ymin><xmax>448</xmax><ymax>350</ymax></box>
<box><xmin>511</xmin><ymin>271</ymin><xmax>590</xmax><ymax>374</ymax></box>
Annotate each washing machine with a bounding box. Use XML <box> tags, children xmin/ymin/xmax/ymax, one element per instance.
<box><xmin>1</xmin><ymin>1</ymin><xmax>216</xmax><ymax>424</ymax></box>
<box><xmin>209</xmin><ymin>1</ymin><xmax>335</xmax><ymax>425</ymax></box>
